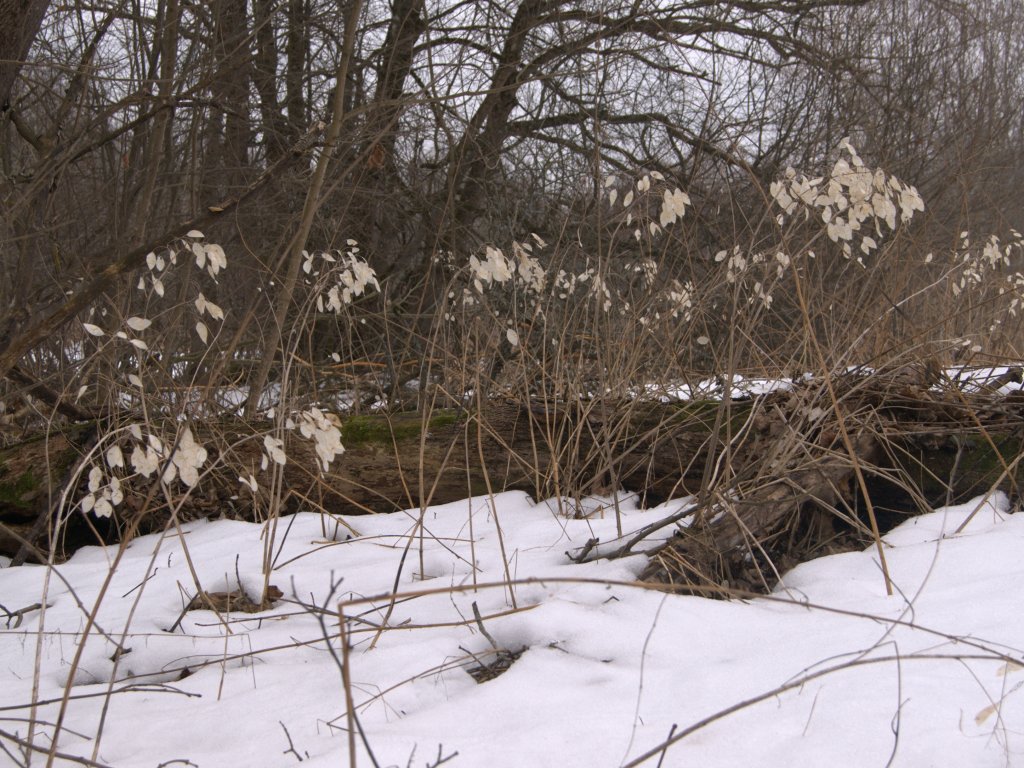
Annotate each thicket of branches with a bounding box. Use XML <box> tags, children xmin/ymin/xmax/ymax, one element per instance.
<box><xmin>2</xmin><ymin>0</ymin><xmax>1023</xmax><ymax>423</ymax></box>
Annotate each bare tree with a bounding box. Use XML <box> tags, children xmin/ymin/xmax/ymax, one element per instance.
<box><xmin>3</xmin><ymin>0</ymin><xmax>1021</xmax><ymax>417</ymax></box>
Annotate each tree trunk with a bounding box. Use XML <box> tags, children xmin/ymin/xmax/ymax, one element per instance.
<box><xmin>0</xmin><ymin>0</ymin><xmax>49</xmax><ymax>110</ymax></box>
<box><xmin>243</xmin><ymin>0</ymin><xmax>363</xmax><ymax>418</ymax></box>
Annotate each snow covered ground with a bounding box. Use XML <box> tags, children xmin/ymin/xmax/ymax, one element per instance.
<box><xmin>2</xmin><ymin>491</ymin><xmax>1022</xmax><ymax>767</ymax></box>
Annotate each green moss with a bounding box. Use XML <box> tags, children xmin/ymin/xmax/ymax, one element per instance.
<box><xmin>0</xmin><ymin>470</ymin><xmax>40</xmax><ymax>510</ymax></box>
<box><xmin>427</xmin><ymin>411</ymin><xmax>459</xmax><ymax>429</ymax></box>
<box><xmin>341</xmin><ymin>410</ymin><xmax>460</xmax><ymax>445</ymax></box>
<box><xmin>660</xmin><ymin>400</ymin><xmax>753</xmax><ymax>433</ymax></box>
<box><xmin>898</xmin><ymin>433</ymin><xmax>1023</xmax><ymax>503</ymax></box>
<box><xmin>963</xmin><ymin>435</ymin><xmax>1022</xmax><ymax>477</ymax></box>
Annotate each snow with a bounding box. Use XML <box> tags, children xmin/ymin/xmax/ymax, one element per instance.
<box><xmin>2</xmin><ymin>491</ymin><xmax>1022</xmax><ymax>767</ymax></box>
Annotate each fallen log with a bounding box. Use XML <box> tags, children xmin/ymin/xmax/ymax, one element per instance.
<box><xmin>637</xmin><ymin>374</ymin><xmax>1023</xmax><ymax>593</ymax></box>
<box><xmin>2</xmin><ymin>374</ymin><xmax>1022</xmax><ymax>589</ymax></box>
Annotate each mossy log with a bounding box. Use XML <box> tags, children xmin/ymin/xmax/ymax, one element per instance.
<box><xmin>2</xmin><ymin>377</ymin><xmax>1022</xmax><ymax>570</ymax></box>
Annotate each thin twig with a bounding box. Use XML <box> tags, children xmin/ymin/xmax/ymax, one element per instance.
<box><xmin>471</xmin><ymin>601</ymin><xmax>499</xmax><ymax>650</ymax></box>
<box><xmin>279</xmin><ymin>721</ymin><xmax>306</xmax><ymax>762</ymax></box>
